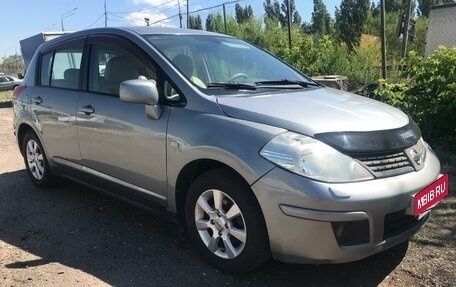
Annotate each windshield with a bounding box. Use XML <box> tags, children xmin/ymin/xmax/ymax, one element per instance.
<box><xmin>143</xmin><ymin>34</ymin><xmax>313</xmax><ymax>91</ymax></box>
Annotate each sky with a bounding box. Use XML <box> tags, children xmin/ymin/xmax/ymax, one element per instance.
<box><xmin>0</xmin><ymin>0</ymin><xmax>341</xmax><ymax>57</ymax></box>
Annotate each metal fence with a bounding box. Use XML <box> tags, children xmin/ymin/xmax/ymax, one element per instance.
<box><xmin>0</xmin><ymin>60</ymin><xmax>25</xmax><ymax>78</ymax></box>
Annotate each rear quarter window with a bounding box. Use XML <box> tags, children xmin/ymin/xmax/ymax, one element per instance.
<box><xmin>39</xmin><ymin>47</ymin><xmax>83</xmax><ymax>89</ymax></box>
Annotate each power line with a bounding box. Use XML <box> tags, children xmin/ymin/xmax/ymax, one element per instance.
<box><xmin>109</xmin><ymin>2</ymin><xmax>180</xmax><ymax>23</ymax></box>
<box><xmin>108</xmin><ymin>12</ymin><xmax>128</xmax><ymax>20</ymax></box>
<box><xmin>150</xmin><ymin>13</ymin><xmax>181</xmax><ymax>25</ymax></box>
<box><xmin>105</xmin><ymin>0</ymin><xmax>248</xmax><ymax>27</ymax></box>
<box><xmin>85</xmin><ymin>14</ymin><xmax>105</xmax><ymax>29</ymax></box>
<box><xmin>109</xmin><ymin>0</ymin><xmax>177</xmax><ymax>14</ymax></box>
<box><xmin>151</xmin><ymin>0</ymin><xmax>240</xmax><ymax>26</ymax></box>
<box><xmin>189</xmin><ymin>0</ymin><xmax>241</xmax><ymax>15</ymax></box>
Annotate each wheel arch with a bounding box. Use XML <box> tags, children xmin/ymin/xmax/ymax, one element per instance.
<box><xmin>174</xmin><ymin>159</ymin><xmax>254</xmax><ymax>225</ymax></box>
<box><xmin>17</xmin><ymin>123</ymin><xmax>35</xmax><ymax>156</ymax></box>
<box><xmin>180</xmin><ymin>161</ymin><xmax>271</xmax><ymax>271</ymax></box>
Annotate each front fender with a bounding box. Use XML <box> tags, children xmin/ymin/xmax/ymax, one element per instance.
<box><xmin>166</xmin><ymin>109</ymin><xmax>285</xmax><ymax>212</ymax></box>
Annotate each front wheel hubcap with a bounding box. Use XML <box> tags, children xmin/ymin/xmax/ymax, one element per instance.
<box><xmin>194</xmin><ymin>189</ymin><xmax>247</xmax><ymax>259</ymax></box>
<box><xmin>26</xmin><ymin>139</ymin><xmax>45</xmax><ymax>180</ymax></box>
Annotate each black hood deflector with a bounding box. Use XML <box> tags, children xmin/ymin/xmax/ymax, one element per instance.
<box><xmin>314</xmin><ymin>119</ymin><xmax>421</xmax><ymax>154</ymax></box>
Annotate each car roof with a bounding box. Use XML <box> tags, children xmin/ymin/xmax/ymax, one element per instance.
<box><xmin>123</xmin><ymin>26</ymin><xmax>225</xmax><ymax>36</ymax></box>
<box><xmin>38</xmin><ymin>27</ymin><xmax>229</xmax><ymax>51</ymax></box>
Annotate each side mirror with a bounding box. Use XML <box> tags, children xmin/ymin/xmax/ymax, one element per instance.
<box><xmin>119</xmin><ymin>79</ymin><xmax>161</xmax><ymax>120</ymax></box>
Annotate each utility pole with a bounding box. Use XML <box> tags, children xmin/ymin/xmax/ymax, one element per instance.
<box><xmin>287</xmin><ymin>0</ymin><xmax>292</xmax><ymax>49</ymax></box>
<box><xmin>177</xmin><ymin>0</ymin><xmax>183</xmax><ymax>28</ymax></box>
<box><xmin>223</xmin><ymin>4</ymin><xmax>227</xmax><ymax>34</ymax></box>
<box><xmin>401</xmin><ymin>0</ymin><xmax>412</xmax><ymax>58</ymax></box>
<box><xmin>61</xmin><ymin>8</ymin><xmax>78</xmax><ymax>31</ymax></box>
<box><xmin>380</xmin><ymin>0</ymin><xmax>387</xmax><ymax>79</ymax></box>
<box><xmin>15</xmin><ymin>47</ymin><xmax>18</xmax><ymax>74</ymax></box>
<box><xmin>104</xmin><ymin>0</ymin><xmax>107</xmax><ymax>27</ymax></box>
<box><xmin>187</xmin><ymin>0</ymin><xmax>189</xmax><ymax>29</ymax></box>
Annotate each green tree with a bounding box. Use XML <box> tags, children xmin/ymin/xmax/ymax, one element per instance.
<box><xmin>310</xmin><ymin>0</ymin><xmax>332</xmax><ymax>35</ymax></box>
<box><xmin>385</xmin><ymin>0</ymin><xmax>404</xmax><ymax>12</ymax></box>
<box><xmin>335</xmin><ymin>0</ymin><xmax>370</xmax><ymax>50</ymax></box>
<box><xmin>301</xmin><ymin>22</ymin><xmax>313</xmax><ymax>34</ymax></box>
<box><xmin>188</xmin><ymin>14</ymin><xmax>203</xmax><ymax>30</ymax></box>
<box><xmin>280</xmin><ymin>0</ymin><xmax>302</xmax><ymax>26</ymax></box>
<box><xmin>408</xmin><ymin>16</ymin><xmax>429</xmax><ymax>55</ymax></box>
<box><xmin>235</xmin><ymin>4</ymin><xmax>254</xmax><ymax>24</ymax></box>
<box><xmin>263</xmin><ymin>0</ymin><xmax>281</xmax><ymax>26</ymax></box>
<box><xmin>376</xmin><ymin>47</ymin><xmax>456</xmax><ymax>152</ymax></box>
<box><xmin>205</xmin><ymin>13</ymin><xmax>224</xmax><ymax>32</ymax></box>
<box><xmin>263</xmin><ymin>0</ymin><xmax>301</xmax><ymax>27</ymax></box>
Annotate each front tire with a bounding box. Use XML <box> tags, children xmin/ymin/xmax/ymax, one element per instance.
<box><xmin>185</xmin><ymin>168</ymin><xmax>270</xmax><ymax>273</ymax></box>
<box><xmin>22</xmin><ymin>131</ymin><xmax>55</xmax><ymax>187</ymax></box>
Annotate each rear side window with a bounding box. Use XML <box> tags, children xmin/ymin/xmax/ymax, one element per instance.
<box><xmin>40</xmin><ymin>47</ymin><xmax>83</xmax><ymax>89</ymax></box>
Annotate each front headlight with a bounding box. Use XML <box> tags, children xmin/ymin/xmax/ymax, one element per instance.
<box><xmin>260</xmin><ymin>132</ymin><xmax>374</xmax><ymax>182</ymax></box>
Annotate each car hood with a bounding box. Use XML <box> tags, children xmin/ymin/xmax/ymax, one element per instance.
<box><xmin>216</xmin><ymin>87</ymin><xmax>409</xmax><ymax>136</ymax></box>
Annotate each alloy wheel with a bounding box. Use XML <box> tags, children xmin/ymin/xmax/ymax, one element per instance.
<box><xmin>194</xmin><ymin>189</ymin><xmax>247</xmax><ymax>259</ymax></box>
<box><xmin>26</xmin><ymin>139</ymin><xmax>45</xmax><ymax>180</ymax></box>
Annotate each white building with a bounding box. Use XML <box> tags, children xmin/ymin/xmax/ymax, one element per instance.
<box><xmin>425</xmin><ymin>2</ymin><xmax>456</xmax><ymax>55</ymax></box>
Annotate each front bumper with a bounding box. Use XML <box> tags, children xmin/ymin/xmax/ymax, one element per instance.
<box><xmin>251</xmin><ymin>146</ymin><xmax>441</xmax><ymax>264</ymax></box>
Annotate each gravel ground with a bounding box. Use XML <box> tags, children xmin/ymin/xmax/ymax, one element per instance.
<box><xmin>0</xmin><ymin>106</ymin><xmax>455</xmax><ymax>287</ymax></box>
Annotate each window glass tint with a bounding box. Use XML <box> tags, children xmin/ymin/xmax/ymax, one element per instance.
<box><xmin>50</xmin><ymin>48</ymin><xmax>83</xmax><ymax>89</ymax></box>
<box><xmin>89</xmin><ymin>44</ymin><xmax>156</xmax><ymax>96</ymax></box>
<box><xmin>40</xmin><ymin>52</ymin><xmax>53</xmax><ymax>86</ymax></box>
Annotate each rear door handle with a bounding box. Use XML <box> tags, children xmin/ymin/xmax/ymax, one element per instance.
<box><xmin>32</xmin><ymin>97</ymin><xmax>42</xmax><ymax>104</ymax></box>
<box><xmin>79</xmin><ymin>105</ymin><xmax>95</xmax><ymax>115</ymax></box>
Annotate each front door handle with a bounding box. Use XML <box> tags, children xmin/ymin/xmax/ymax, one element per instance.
<box><xmin>32</xmin><ymin>97</ymin><xmax>42</xmax><ymax>105</ymax></box>
<box><xmin>79</xmin><ymin>105</ymin><xmax>95</xmax><ymax>115</ymax></box>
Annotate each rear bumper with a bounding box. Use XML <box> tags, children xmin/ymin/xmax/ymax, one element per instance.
<box><xmin>251</xmin><ymin>145</ymin><xmax>440</xmax><ymax>263</ymax></box>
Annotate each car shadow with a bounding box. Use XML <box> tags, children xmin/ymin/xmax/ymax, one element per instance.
<box><xmin>0</xmin><ymin>101</ymin><xmax>12</xmax><ymax>109</ymax></box>
<box><xmin>0</xmin><ymin>170</ymin><xmax>407</xmax><ymax>286</ymax></box>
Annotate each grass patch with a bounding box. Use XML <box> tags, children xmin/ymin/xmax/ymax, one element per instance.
<box><xmin>0</xmin><ymin>90</ymin><xmax>12</xmax><ymax>103</ymax></box>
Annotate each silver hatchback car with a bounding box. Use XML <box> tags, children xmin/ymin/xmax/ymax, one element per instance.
<box><xmin>13</xmin><ymin>27</ymin><xmax>441</xmax><ymax>273</ymax></box>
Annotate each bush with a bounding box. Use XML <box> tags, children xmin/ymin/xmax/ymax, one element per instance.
<box><xmin>376</xmin><ymin>47</ymin><xmax>456</xmax><ymax>163</ymax></box>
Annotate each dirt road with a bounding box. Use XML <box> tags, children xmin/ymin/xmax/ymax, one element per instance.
<box><xmin>0</xmin><ymin>106</ymin><xmax>455</xmax><ymax>286</ymax></box>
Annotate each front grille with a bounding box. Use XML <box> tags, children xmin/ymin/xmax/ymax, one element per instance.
<box><xmin>383</xmin><ymin>209</ymin><xmax>428</xmax><ymax>240</ymax></box>
<box><xmin>356</xmin><ymin>151</ymin><xmax>414</xmax><ymax>178</ymax></box>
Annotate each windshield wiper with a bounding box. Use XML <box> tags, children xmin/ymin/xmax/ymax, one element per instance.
<box><xmin>255</xmin><ymin>79</ymin><xmax>320</xmax><ymax>88</ymax></box>
<box><xmin>207</xmin><ymin>82</ymin><xmax>257</xmax><ymax>90</ymax></box>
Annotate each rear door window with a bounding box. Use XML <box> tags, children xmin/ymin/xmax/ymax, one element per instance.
<box><xmin>50</xmin><ymin>48</ymin><xmax>83</xmax><ymax>89</ymax></box>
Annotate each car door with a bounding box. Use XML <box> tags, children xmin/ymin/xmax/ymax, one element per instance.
<box><xmin>30</xmin><ymin>37</ymin><xmax>85</xmax><ymax>163</ymax></box>
<box><xmin>0</xmin><ymin>77</ymin><xmax>9</xmax><ymax>90</ymax></box>
<box><xmin>76</xmin><ymin>35</ymin><xmax>169</xmax><ymax>205</ymax></box>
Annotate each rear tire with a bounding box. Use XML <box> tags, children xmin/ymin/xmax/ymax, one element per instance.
<box><xmin>22</xmin><ymin>131</ymin><xmax>55</xmax><ymax>187</ymax></box>
<box><xmin>185</xmin><ymin>168</ymin><xmax>270</xmax><ymax>273</ymax></box>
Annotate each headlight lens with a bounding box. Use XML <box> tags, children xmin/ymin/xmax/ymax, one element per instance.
<box><xmin>260</xmin><ymin>132</ymin><xmax>374</xmax><ymax>182</ymax></box>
